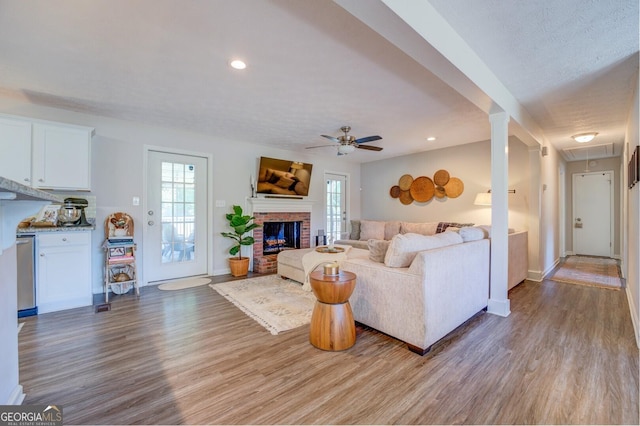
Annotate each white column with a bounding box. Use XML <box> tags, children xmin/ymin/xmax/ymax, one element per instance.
<box><xmin>488</xmin><ymin>111</ymin><xmax>511</xmax><ymax>317</ymax></box>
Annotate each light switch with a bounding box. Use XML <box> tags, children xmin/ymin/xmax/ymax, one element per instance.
<box><xmin>132</xmin><ymin>196</ymin><xmax>140</xmax><ymax>206</ymax></box>
<box><xmin>215</xmin><ymin>200</ymin><xmax>226</xmax><ymax>207</ymax></box>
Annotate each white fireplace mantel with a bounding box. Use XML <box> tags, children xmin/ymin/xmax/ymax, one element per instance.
<box><xmin>247</xmin><ymin>197</ymin><xmax>314</xmax><ymax>213</ymax></box>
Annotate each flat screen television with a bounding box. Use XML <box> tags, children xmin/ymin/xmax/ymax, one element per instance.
<box><xmin>257</xmin><ymin>156</ymin><xmax>313</xmax><ymax>197</ymax></box>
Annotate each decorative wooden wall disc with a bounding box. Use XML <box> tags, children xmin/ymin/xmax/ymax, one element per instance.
<box><xmin>434</xmin><ymin>170</ymin><xmax>450</xmax><ymax>186</ymax></box>
<box><xmin>444</xmin><ymin>177</ymin><xmax>464</xmax><ymax>198</ymax></box>
<box><xmin>399</xmin><ymin>190</ymin><xmax>413</xmax><ymax>205</ymax></box>
<box><xmin>409</xmin><ymin>176</ymin><xmax>435</xmax><ymax>202</ymax></box>
<box><xmin>398</xmin><ymin>174</ymin><xmax>413</xmax><ymax>191</ymax></box>
<box><xmin>389</xmin><ymin>185</ymin><xmax>401</xmax><ymax>198</ymax></box>
<box><xmin>434</xmin><ymin>186</ymin><xmax>446</xmax><ymax>198</ymax></box>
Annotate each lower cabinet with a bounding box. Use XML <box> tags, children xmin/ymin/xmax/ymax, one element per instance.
<box><xmin>37</xmin><ymin>232</ymin><xmax>92</xmax><ymax>314</ymax></box>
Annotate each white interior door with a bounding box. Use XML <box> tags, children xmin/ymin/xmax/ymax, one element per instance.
<box><xmin>326</xmin><ymin>173</ymin><xmax>347</xmax><ymax>242</ymax></box>
<box><xmin>145</xmin><ymin>150</ymin><xmax>208</xmax><ymax>282</ymax></box>
<box><xmin>573</xmin><ymin>171</ymin><xmax>612</xmax><ymax>257</ymax></box>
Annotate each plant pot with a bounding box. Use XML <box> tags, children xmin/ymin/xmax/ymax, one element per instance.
<box><xmin>229</xmin><ymin>257</ymin><xmax>250</xmax><ymax>277</ymax></box>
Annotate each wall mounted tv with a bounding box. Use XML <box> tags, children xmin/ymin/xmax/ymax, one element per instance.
<box><xmin>257</xmin><ymin>156</ymin><xmax>313</xmax><ymax>197</ymax></box>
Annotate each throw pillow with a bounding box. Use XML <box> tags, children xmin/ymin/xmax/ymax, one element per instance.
<box><xmin>384</xmin><ymin>221</ymin><xmax>401</xmax><ymax>240</ymax></box>
<box><xmin>368</xmin><ymin>239</ymin><xmax>391</xmax><ymax>263</ymax></box>
<box><xmin>350</xmin><ymin>220</ymin><xmax>361</xmax><ymax>240</ymax></box>
<box><xmin>436</xmin><ymin>221</ymin><xmax>474</xmax><ymax>233</ymax></box>
<box><xmin>400</xmin><ymin>222</ymin><xmax>439</xmax><ymax>236</ymax></box>
<box><xmin>359</xmin><ymin>220</ymin><xmax>386</xmax><ymax>241</ymax></box>
<box><xmin>384</xmin><ymin>232</ymin><xmax>463</xmax><ymax>268</ymax></box>
<box><xmin>459</xmin><ymin>226</ymin><xmax>486</xmax><ymax>242</ymax></box>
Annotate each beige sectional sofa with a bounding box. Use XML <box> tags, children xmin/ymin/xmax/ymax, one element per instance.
<box><xmin>340</xmin><ymin>228</ymin><xmax>490</xmax><ymax>355</ymax></box>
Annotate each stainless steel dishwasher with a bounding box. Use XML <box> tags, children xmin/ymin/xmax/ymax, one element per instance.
<box><xmin>17</xmin><ymin>234</ymin><xmax>37</xmax><ymax>317</ymax></box>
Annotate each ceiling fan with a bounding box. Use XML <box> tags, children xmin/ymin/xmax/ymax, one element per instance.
<box><xmin>306</xmin><ymin>126</ymin><xmax>383</xmax><ymax>155</ymax></box>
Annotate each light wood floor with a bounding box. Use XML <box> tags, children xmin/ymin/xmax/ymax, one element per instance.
<box><xmin>18</xmin><ymin>274</ymin><xmax>638</xmax><ymax>425</ymax></box>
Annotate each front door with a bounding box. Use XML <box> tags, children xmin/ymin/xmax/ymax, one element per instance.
<box><xmin>145</xmin><ymin>150</ymin><xmax>209</xmax><ymax>283</ymax></box>
<box><xmin>572</xmin><ymin>171</ymin><xmax>612</xmax><ymax>257</ymax></box>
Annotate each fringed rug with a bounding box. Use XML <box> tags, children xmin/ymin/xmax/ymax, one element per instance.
<box><xmin>158</xmin><ymin>277</ymin><xmax>212</xmax><ymax>290</ymax></box>
<box><xmin>551</xmin><ymin>256</ymin><xmax>621</xmax><ymax>290</ymax></box>
<box><xmin>210</xmin><ymin>275</ymin><xmax>315</xmax><ymax>335</ymax></box>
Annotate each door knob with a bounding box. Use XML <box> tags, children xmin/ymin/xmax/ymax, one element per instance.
<box><xmin>148</xmin><ymin>211</ymin><xmax>154</xmax><ymax>216</ymax></box>
<box><xmin>148</xmin><ymin>220</ymin><xmax>154</xmax><ymax>226</ymax></box>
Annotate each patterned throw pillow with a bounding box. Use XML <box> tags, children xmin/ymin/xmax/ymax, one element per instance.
<box><xmin>436</xmin><ymin>222</ymin><xmax>474</xmax><ymax>233</ymax></box>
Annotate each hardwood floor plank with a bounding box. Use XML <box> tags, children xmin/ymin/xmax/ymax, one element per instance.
<box><xmin>18</xmin><ymin>277</ymin><xmax>638</xmax><ymax>425</ymax></box>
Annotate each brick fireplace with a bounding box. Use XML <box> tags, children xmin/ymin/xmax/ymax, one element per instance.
<box><xmin>249</xmin><ymin>199</ymin><xmax>312</xmax><ymax>274</ymax></box>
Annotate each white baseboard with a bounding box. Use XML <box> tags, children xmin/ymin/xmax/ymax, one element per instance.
<box><xmin>487</xmin><ymin>298</ymin><xmax>511</xmax><ymax>317</ymax></box>
<box><xmin>626</xmin><ymin>286</ymin><xmax>640</xmax><ymax>349</ymax></box>
<box><xmin>213</xmin><ymin>268</ymin><xmax>231</xmax><ymax>276</ymax></box>
<box><xmin>527</xmin><ymin>257</ymin><xmax>560</xmax><ymax>282</ymax></box>
<box><xmin>5</xmin><ymin>384</ymin><xmax>25</xmax><ymax>405</ymax></box>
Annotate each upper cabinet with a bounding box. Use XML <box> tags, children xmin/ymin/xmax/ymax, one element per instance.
<box><xmin>0</xmin><ymin>114</ymin><xmax>94</xmax><ymax>191</ymax></box>
<box><xmin>0</xmin><ymin>116</ymin><xmax>32</xmax><ymax>184</ymax></box>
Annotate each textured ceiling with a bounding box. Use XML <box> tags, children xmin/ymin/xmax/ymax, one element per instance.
<box><xmin>0</xmin><ymin>0</ymin><xmax>637</xmax><ymax>162</ymax></box>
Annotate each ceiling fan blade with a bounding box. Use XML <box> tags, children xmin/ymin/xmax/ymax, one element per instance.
<box><xmin>356</xmin><ymin>144</ymin><xmax>383</xmax><ymax>151</ymax></box>
<box><xmin>306</xmin><ymin>145</ymin><xmax>334</xmax><ymax>149</ymax></box>
<box><xmin>355</xmin><ymin>135</ymin><xmax>382</xmax><ymax>144</ymax></box>
<box><xmin>321</xmin><ymin>135</ymin><xmax>340</xmax><ymax>143</ymax></box>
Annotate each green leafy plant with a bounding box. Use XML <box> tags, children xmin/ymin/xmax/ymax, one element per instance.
<box><xmin>221</xmin><ymin>205</ymin><xmax>260</xmax><ymax>259</ymax></box>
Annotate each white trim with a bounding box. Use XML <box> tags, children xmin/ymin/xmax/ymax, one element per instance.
<box><xmin>142</xmin><ymin>145</ymin><xmax>214</xmax><ymax>286</ymax></box>
<box><xmin>626</xmin><ymin>286</ymin><xmax>640</xmax><ymax>348</ymax></box>
<box><xmin>5</xmin><ymin>384</ymin><xmax>25</xmax><ymax>405</ymax></box>
<box><xmin>247</xmin><ymin>197</ymin><xmax>314</xmax><ymax>213</ymax></box>
<box><xmin>487</xmin><ymin>298</ymin><xmax>511</xmax><ymax>317</ymax></box>
<box><xmin>324</xmin><ymin>171</ymin><xmax>350</xmax><ymax>242</ymax></box>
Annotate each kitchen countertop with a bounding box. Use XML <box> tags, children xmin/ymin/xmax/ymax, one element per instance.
<box><xmin>17</xmin><ymin>224</ymin><xmax>95</xmax><ymax>233</ymax></box>
<box><xmin>0</xmin><ymin>176</ymin><xmax>62</xmax><ymax>203</ymax></box>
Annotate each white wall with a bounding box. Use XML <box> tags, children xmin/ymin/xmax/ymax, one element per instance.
<box><xmin>0</xmin><ymin>99</ymin><xmax>361</xmax><ymax>293</ymax></box>
<box><xmin>360</xmin><ymin>137</ymin><xmax>531</xmax><ymax>231</ymax></box>
<box><xmin>624</xmin><ymin>70</ymin><xmax>639</xmax><ymax>346</ymax></box>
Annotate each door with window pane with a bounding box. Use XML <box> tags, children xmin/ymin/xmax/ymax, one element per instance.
<box><xmin>326</xmin><ymin>173</ymin><xmax>347</xmax><ymax>243</ymax></box>
<box><xmin>145</xmin><ymin>150</ymin><xmax>208</xmax><ymax>282</ymax></box>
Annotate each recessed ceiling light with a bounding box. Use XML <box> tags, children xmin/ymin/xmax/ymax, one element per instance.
<box><xmin>572</xmin><ymin>132</ymin><xmax>598</xmax><ymax>143</ymax></box>
<box><xmin>427</xmin><ymin>136</ymin><xmax>436</xmax><ymax>141</ymax></box>
<box><xmin>230</xmin><ymin>60</ymin><xmax>246</xmax><ymax>70</ymax></box>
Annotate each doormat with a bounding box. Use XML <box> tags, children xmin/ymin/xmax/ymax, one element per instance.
<box><xmin>210</xmin><ymin>275</ymin><xmax>315</xmax><ymax>335</ymax></box>
<box><xmin>551</xmin><ymin>256</ymin><xmax>621</xmax><ymax>290</ymax></box>
<box><xmin>158</xmin><ymin>277</ymin><xmax>212</xmax><ymax>291</ymax></box>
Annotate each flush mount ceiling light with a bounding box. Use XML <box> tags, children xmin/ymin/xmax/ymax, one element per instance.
<box><xmin>572</xmin><ymin>132</ymin><xmax>598</xmax><ymax>143</ymax></box>
<box><xmin>230</xmin><ymin>59</ymin><xmax>246</xmax><ymax>70</ymax></box>
<box><xmin>427</xmin><ymin>136</ymin><xmax>436</xmax><ymax>141</ymax></box>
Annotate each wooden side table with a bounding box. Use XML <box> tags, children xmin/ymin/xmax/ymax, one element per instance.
<box><xmin>309</xmin><ymin>270</ymin><xmax>356</xmax><ymax>351</ymax></box>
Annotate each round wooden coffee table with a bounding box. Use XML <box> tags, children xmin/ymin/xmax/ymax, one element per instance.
<box><xmin>309</xmin><ymin>270</ymin><xmax>356</xmax><ymax>351</ymax></box>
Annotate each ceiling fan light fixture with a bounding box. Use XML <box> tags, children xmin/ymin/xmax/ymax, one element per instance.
<box><xmin>229</xmin><ymin>59</ymin><xmax>247</xmax><ymax>70</ymax></box>
<box><xmin>572</xmin><ymin>132</ymin><xmax>597</xmax><ymax>143</ymax></box>
<box><xmin>338</xmin><ymin>144</ymin><xmax>355</xmax><ymax>154</ymax></box>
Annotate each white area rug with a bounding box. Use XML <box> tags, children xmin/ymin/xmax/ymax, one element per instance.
<box><xmin>158</xmin><ymin>277</ymin><xmax>212</xmax><ymax>291</ymax></box>
<box><xmin>551</xmin><ymin>256</ymin><xmax>621</xmax><ymax>290</ymax></box>
<box><xmin>210</xmin><ymin>275</ymin><xmax>315</xmax><ymax>335</ymax></box>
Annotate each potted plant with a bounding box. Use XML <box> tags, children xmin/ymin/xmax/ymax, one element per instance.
<box><xmin>221</xmin><ymin>205</ymin><xmax>260</xmax><ymax>277</ymax></box>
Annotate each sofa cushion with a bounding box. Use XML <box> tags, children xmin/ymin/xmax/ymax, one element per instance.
<box><xmin>459</xmin><ymin>226</ymin><xmax>486</xmax><ymax>242</ymax></box>
<box><xmin>368</xmin><ymin>239</ymin><xmax>391</xmax><ymax>263</ymax></box>
<box><xmin>350</xmin><ymin>220</ymin><xmax>361</xmax><ymax>240</ymax></box>
<box><xmin>384</xmin><ymin>221</ymin><xmax>401</xmax><ymax>240</ymax></box>
<box><xmin>477</xmin><ymin>225</ymin><xmax>516</xmax><ymax>238</ymax></box>
<box><xmin>400</xmin><ymin>221</ymin><xmax>438</xmax><ymax>236</ymax></box>
<box><xmin>359</xmin><ymin>220</ymin><xmax>386</xmax><ymax>241</ymax></box>
<box><xmin>384</xmin><ymin>232</ymin><xmax>463</xmax><ymax>268</ymax></box>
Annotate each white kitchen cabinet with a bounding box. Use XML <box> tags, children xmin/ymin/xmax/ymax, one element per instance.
<box><xmin>0</xmin><ymin>116</ymin><xmax>32</xmax><ymax>185</ymax></box>
<box><xmin>37</xmin><ymin>231</ymin><xmax>92</xmax><ymax>314</ymax></box>
<box><xmin>32</xmin><ymin>122</ymin><xmax>92</xmax><ymax>190</ymax></box>
<box><xmin>0</xmin><ymin>114</ymin><xmax>93</xmax><ymax>190</ymax></box>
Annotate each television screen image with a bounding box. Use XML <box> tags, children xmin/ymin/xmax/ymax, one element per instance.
<box><xmin>257</xmin><ymin>156</ymin><xmax>313</xmax><ymax>197</ymax></box>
